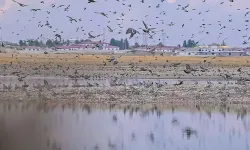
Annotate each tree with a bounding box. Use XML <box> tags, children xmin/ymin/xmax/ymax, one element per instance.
<box><xmin>39</xmin><ymin>40</ymin><xmax>44</xmax><ymax>47</ymax></box>
<box><xmin>53</xmin><ymin>39</ymin><xmax>60</xmax><ymax>46</ymax></box>
<box><xmin>158</xmin><ymin>42</ymin><xmax>164</xmax><ymax>47</ymax></box>
<box><xmin>46</xmin><ymin>39</ymin><xmax>53</xmax><ymax>47</ymax></box>
<box><xmin>187</xmin><ymin>39</ymin><xmax>192</xmax><ymax>47</ymax></box>
<box><xmin>183</xmin><ymin>39</ymin><xmax>198</xmax><ymax>47</ymax></box>
<box><xmin>66</xmin><ymin>40</ymin><xmax>70</xmax><ymax>46</ymax></box>
<box><xmin>221</xmin><ymin>40</ymin><xmax>226</xmax><ymax>46</ymax></box>
<box><xmin>134</xmin><ymin>42</ymin><xmax>140</xmax><ymax>48</ymax></box>
<box><xmin>110</xmin><ymin>38</ymin><xmax>116</xmax><ymax>46</ymax></box>
<box><xmin>183</xmin><ymin>40</ymin><xmax>187</xmax><ymax>47</ymax></box>
<box><xmin>120</xmin><ymin>39</ymin><xmax>124</xmax><ymax>50</ymax></box>
<box><xmin>74</xmin><ymin>40</ymin><xmax>80</xmax><ymax>44</ymax></box>
<box><xmin>34</xmin><ymin>40</ymin><xmax>40</xmax><ymax>46</ymax></box>
<box><xmin>124</xmin><ymin>38</ymin><xmax>129</xmax><ymax>49</ymax></box>
<box><xmin>19</xmin><ymin>40</ymin><xmax>24</xmax><ymax>46</ymax></box>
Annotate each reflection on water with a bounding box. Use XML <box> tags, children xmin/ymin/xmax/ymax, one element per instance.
<box><xmin>1</xmin><ymin>103</ymin><xmax>250</xmax><ymax>150</ymax></box>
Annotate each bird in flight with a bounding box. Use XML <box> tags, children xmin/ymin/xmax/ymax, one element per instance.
<box><xmin>30</xmin><ymin>9</ymin><xmax>41</xmax><ymax>12</ymax></box>
<box><xmin>88</xmin><ymin>0</ymin><xmax>96</xmax><ymax>3</ymax></box>
<box><xmin>67</xmin><ymin>16</ymin><xmax>77</xmax><ymax>23</ymax></box>
<box><xmin>126</xmin><ymin>28</ymin><xmax>140</xmax><ymax>39</ymax></box>
<box><xmin>95</xmin><ymin>12</ymin><xmax>108</xmax><ymax>18</ymax></box>
<box><xmin>12</xmin><ymin>0</ymin><xmax>28</xmax><ymax>7</ymax></box>
<box><xmin>88</xmin><ymin>33</ymin><xmax>100</xmax><ymax>39</ymax></box>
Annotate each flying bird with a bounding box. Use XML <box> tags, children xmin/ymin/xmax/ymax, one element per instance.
<box><xmin>126</xmin><ymin>28</ymin><xmax>140</xmax><ymax>39</ymax></box>
<box><xmin>12</xmin><ymin>0</ymin><xmax>28</xmax><ymax>7</ymax></box>
<box><xmin>55</xmin><ymin>34</ymin><xmax>62</xmax><ymax>41</ymax></box>
<box><xmin>67</xmin><ymin>16</ymin><xmax>77</xmax><ymax>23</ymax></box>
<box><xmin>88</xmin><ymin>0</ymin><xmax>96</xmax><ymax>3</ymax></box>
<box><xmin>88</xmin><ymin>33</ymin><xmax>100</xmax><ymax>39</ymax></box>
<box><xmin>30</xmin><ymin>9</ymin><xmax>41</xmax><ymax>11</ymax></box>
<box><xmin>95</xmin><ymin>12</ymin><xmax>108</xmax><ymax>18</ymax></box>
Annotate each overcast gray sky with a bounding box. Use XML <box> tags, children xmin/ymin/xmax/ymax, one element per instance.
<box><xmin>0</xmin><ymin>0</ymin><xmax>250</xmax><ymax>47</ymax></box>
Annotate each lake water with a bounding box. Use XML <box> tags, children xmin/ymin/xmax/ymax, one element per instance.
<box><xmin>0</xmin><ymin>103</ymin><xmax>250</xmax><ymax>150</ymax></box>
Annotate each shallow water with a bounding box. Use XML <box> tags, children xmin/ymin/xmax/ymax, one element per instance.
<box><xmin>0</xmin><ymin>103</ymin><xmax>250</xmax><ymax>150</ymax></box>
<box><xmin>0</xmin><ymin>76</ymin><xmax>238</xmax><ymax>90</ymax></box>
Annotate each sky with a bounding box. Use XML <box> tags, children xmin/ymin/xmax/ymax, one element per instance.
<box><xmin>0</xmin><ymin>0</ymin><xmax>250</xmax><ymax>47</ymax></box>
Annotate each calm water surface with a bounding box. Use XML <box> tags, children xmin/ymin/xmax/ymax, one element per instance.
<box><xmin>0</xmin><ymin>103</ymin><xmax>250</xmax><ymax>150</ymax></box>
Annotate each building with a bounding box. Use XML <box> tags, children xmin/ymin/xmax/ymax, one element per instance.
<box><xmin>135</xmin><ymin>46</ymin><xmax>179</xmax><ymax>52</ymax></box>
<box><xmin>24</xmin><ymin>46</ymin><xmax>42</xmax><ymax>51</ymax></box>
<box><xmin>68</xmin><ymin>39</ymin><xmax>77</xmax><ymax>44</ymax></box>
<box><xmin>175</xmin><ymin>48</ymin><xmax>200</xmax><ymax>56</ymax></box>
<box><xmin>198</xmin><ymin>47</ymin><xmax>246</xmax><ymax>56</ymax></box>
<box><xmin>103</xmin><ymin>45</ymin><xmax>120</xmax><ymax>51</ymax></box>
<box><xmin>243</xmin><ymin>47</ymin><xmax>250</xmax><ymax>55</ymax></box>
<box><xmin>79</xmin><ymin>41</ymin><xmax>109</xmax><ymax>47</ymax></box>
<box><xmin>55</xmin><ymin>41</ymin><xmax>119</xmax><ymax>52</ymax></box>
<box><xmin>175</xmin><ymin>47</ymin><xmax>247</xmax><ymax>56</ymax></box>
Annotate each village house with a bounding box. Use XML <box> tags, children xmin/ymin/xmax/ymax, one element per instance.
<box><xmin>24</xmin><ymin>46</ymin><xmax>42</xmax><ymax>51</ymax></box>
<box><xmin>176</xmin><ymin>47</ymin><xmax>247</xmax><ymax>56</ymax></box>
<box><xmin>135</xmin><ymin>46</ymin><xmax>179</xmax><ymax>52</ymax></box>
<box><xmin>243</xmin><ymin>47</ymin><xmax>250</xmax><ymax>55</ymax></box>
<box><xmin>55</xmin><ymin>41</ymin><xmax>119</xmax><ymax>52</ymax></box>
<box><xmin>103</xmin><ymin>45</ymin><xmax>120</xmax><ymax>51</ymax></box>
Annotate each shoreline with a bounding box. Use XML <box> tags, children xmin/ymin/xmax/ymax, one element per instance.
<box><xmin>0</xmin><ymin>53</ymin><xmax>250</xmax><ymax>105</ymax></box>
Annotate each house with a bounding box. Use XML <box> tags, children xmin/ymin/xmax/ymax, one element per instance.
<box><xmin>56</xmin><ymin>45</ymin><xmax>83</xmax><ymax>51</ymax></box>
<box><xmin>243</xmin><ymin>47</ymin><xmax>250</xmax><ymax>55</ymax></box>
<box><xmin>175</xmin><ymin>48</ymin><xmax>200</xmax><ymax>56</ymax></box>
<box><xmin>24</xmin><ymin>46</ymin><xmax>42</xmax><ymax>51</ymax></box>
<box><xmin>135</xmin><ymin>46</ymin><xmax>179</xmax><ymax>52</ymax></box>
<box><xmin>103</xmin><ymin>45</ymin><xmax>120</xmax><ymax>51</ymax></box>
<box><xmin>78</xmin><ymin>41</ymin><xmax>109</xmax><ymax>48</ymax></box>
<box><xmin>198</xmin><ymin>48</ymin><xmax>246</xmax><ymax>56</ymax></box>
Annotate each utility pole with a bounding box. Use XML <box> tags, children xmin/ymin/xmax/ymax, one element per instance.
<box><xmin>135</xmin><ymin>36</ymin><xmax>139</xmax><ymax>45</ymax></box>
<box><xmin>142</xmin><ymin>33</ymin><xmax>148</xmax><ymax>46</ymax></box>
<box><xmin>162</xmin><ymin>32</ymin><xmax>166</xmax><ymax>46</ymax></box>
<box><xmin>103</xmin><ymin>28</ymin><xmax>105</xmax><ymax>42</ymax></box>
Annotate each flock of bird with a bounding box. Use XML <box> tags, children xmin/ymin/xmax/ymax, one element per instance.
<box><xmin>0</xmin><ymin>0</ymin><xmax>249</xmax><ymax>45</ymax></box>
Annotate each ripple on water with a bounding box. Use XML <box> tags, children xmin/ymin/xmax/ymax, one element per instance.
<box><xmin>0</xmin><ymin>103</ymin><xmax>250</xmax><ymax>150</ymax></box>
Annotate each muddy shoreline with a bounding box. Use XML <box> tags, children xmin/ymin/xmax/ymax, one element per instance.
<box><xmin>0</xmin><ymin>54</ymin><xmax>250</xmax><ymax>105</ymax></box>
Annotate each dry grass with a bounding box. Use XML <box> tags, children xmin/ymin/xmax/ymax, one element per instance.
<box><xmin>0</xmin><ymin>53</ymin><xmax>250</xmax><ymax>66</ymax></box>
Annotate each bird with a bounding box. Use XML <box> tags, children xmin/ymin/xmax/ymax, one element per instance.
<box><xmin>88</xmin><ymin>0</ymin><xmax>96</xmax><ymax>3</ymax></box>
<box><xmin>30</xmin><ymin>9</ymin><xmax>41</xmax><ymax>11</ymax></box>
<box><xmin>12</xmin><ymin>0</ymin><xmax>28</xmax><ymax>7</ymax></box>
<box><xmin>126</xmin><ymin>28</ymin><xmax>140</xmax><ymax>39</ymax></box>
<box><xmin>140</xmin><ymin>21</ymin><xmax>156</xmax><ymax>34</ymax></box>
<box><xmin>88</xmin><ymin>33</ymin><xmax>100</xmax><ymax>39</ymax></box>
<box><xmin>57</xmin><ymin>5</ymin><xmax>65</xmax><ymax>8</ymax></box>
<box><xmin>95</xmin><ymin>12</ymin><xmax>108</xmax><ymax>18</ymax></box>
<box><xmin>64</xmin><ymin>5</ymin><xmax>70</xmax><ymax>11</ymax></box>
<box><xmin>107</xmin><ymin>26</ymin><xmax>115</xmax><ymax>32</ymax></box>
<box><xmin>67</xmin><ymin>16</ymin><xmax>77</xmax><ymax>23</ymax></box>
<box><xmin>55</xmin><ymin>34</ymin><xmax>62</xmax><ymax>41</ymax></box>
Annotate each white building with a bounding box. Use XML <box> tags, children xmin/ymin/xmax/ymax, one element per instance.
<box><xmin>135</xmin><ymin>46</ymin><xmax>179</xmax><ymax>52</ymax></box>
<box><xmin>103</xmin><ymin>45</ymin><xmax>120</xmax><ymax>51</ymax></box>
<box><xmin>24</xmin><ymin>46</ymin><xmax>42</xmax><ymax>51</ymax></box>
